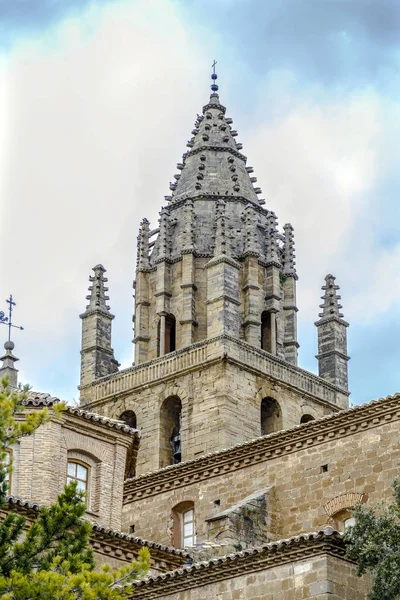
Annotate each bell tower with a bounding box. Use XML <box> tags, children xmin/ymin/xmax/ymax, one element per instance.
<box><xmin>79</xmin><ymin>68</ymin><xmax>350</xmax><ymax>476</ymax></box>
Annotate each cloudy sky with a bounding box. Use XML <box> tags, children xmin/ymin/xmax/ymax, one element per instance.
<box><xmin>0</xmin><ymin>0</ymin><xmax>399</xmax><ymax>406</ymax></box>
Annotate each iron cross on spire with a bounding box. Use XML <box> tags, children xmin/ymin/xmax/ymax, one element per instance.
<box><xmin>211</xmin><ymin>59</ymin><xmax>219</xmax><ymax>92</ymax></box>
<box><xmin>0</xmin><ymin>295</ymin><xmax>24</xmax><ymax>342</ymax></box>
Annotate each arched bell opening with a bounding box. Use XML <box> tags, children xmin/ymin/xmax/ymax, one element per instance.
<box><xmin>261</xmin><ymin>397</ymin><xmax>282</xmax><ymax>435</ymax></box>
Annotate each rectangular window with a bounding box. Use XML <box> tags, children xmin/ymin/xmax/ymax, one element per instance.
<box><xmin>67</xmin><ymin>461</ymin><xmax>89</xmax><ymax>503</ymax></box>
<box><xmin>182</xmin><ymin>508</ymin><xmax>195</xmax><ymax>547</ymax></box>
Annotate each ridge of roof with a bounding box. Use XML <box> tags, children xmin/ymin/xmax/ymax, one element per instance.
<box><xmin>25</xmin><ymin>392</ymin><xmax>140</xmax><ymax>438</ymax></box>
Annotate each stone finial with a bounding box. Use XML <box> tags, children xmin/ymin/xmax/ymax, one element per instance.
<box><xmin>213</xmin><ymin>200</ymin><xmax>227</xmax><ymax>256</ymax></box>
<box><xmin>182</xmin><ymin>200</ymin><xmax>195</xmax><ymax>254</ymax></box>
<box><xmin>244</xmin><ymin>204</ymin><xmax>259</xmax><ymax>256</ymax></box>
<box><xmin>318</xmin><ymin>275</ymin><xmax>345</xmax><ymax>321</ymax></box>
<box><xmin>265</xmin><ymin>212</ymin><xmax>281</xmax><ymax>266</ymax></box>
<box><xmin>0</xmin><ymin>340</ymin><xmax>19</xmax><ymax>388</ymax></box>
<box><xmin>283</xmin><ymin>223</ymin><xmax>297</xmax><ymax>277</ymax></box>
<box><xmin>137</xmin><ymin>218</ymin><xmax>150</xmax><ymax>270</ymax></box>
<box><xmin>84</xmin><ymin>265</ymin><xmax>112</xmax><ymax>314</ymax></box>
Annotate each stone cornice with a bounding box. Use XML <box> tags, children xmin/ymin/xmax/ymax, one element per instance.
<box><xmin>132</xmin><ymin>528</ymin><xmax>347</xmax><ymax>598</ymax></box>
<box><xmin>81</xmin><ymin>335</ymin><xmax>349</xmax><ymax>409</ymax></box>
<box><xmin>183</xmin><ymin>145</ymin><xmax>246</xmax><ymax>163</ymax></box>
<box><xmin>316</xmin><ymin>350</ymin><xmax>350</xmax><ymax>361</ymax></box>
<box><xmin>315</xmin><ymin>316</ymin><xmax>350</xmax><ymax>327</ymax></box>
<box><xmin>168</xmin><ymin>195</ymin><xmax>269</xmax><ymax>217</ymax></box>
<box><xmin>123</xmin><ymin>391</ymin><xmax>400</xmax><ymax>502</ymax></box>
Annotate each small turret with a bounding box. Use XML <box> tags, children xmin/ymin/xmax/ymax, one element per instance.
<box><xmin>0</xmin><ymin>341</ymin><xmax>19</xmax><ymax>388</ymax></box>
<box><xmin>315</xmin><ymin>274</ymin><xmax>349</xmax><ymax>390</ymax></box>
<box><xmin>79</xmin><ymin>265</ymin><xmax>119</xmax><ymax>393</ymax></box>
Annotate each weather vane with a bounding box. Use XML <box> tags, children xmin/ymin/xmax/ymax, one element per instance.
<box><xmin>211</xmin><ymin>60</ymin><xmax>218</xmax><ymax>92</ymax></box>
<box><xmin>0</xmin><ymin>295</ymin><xmax>24</xmax><ymax>342</ymax></box>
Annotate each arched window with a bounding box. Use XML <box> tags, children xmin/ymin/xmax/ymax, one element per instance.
<box><xmin>67</xmin><ymin>460</ymin><xmax>90</xmax><ymax>504</ymax></box>
<box><xmin>172</xmin><ymin>501</ymin><xmax>196</xmax><ymax>548</ymax></box>
<box><xmin>300</xmin><ymin>414</ymin><xmax>315</xmax><ymax>424</ymax></box>
<box><xmin>261</xmin><ymin>397</ymin><xmax>282</xmax><ymax>435</ymax></box>
<box><xmin>165</xmin><ymin>314</ymin><xmax>176</xmax><ymax>354</ymax></box>
<box><xmin>261</xmin><ymin>311</ymin><xmax>272</xmax><ymax>352</ymax></box>
<box><xmin>331</xmin><ymin>509</ymin><xmax>355</xmax><ymax>533</ymax></box>
<box><xmin>119</xmin><ymin>412</ymin><xmax>138</xmax><ymax>479</ymax></box>
<box><xmin>160</xmin><ymin>396</ymin><xmax>182</xmax><ymax>468</ymax></box>
<box><xmin>119</xmin><ymin>410</ymin><xmax>137</xmax><ymax>429</ymax></box>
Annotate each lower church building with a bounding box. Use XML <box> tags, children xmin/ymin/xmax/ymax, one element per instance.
<box><xmin>1</xmin><ymin>72</ymin><xmax>397</xmax><ymax>598</ymax></box>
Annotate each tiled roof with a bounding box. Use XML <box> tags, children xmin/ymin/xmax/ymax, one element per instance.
<box><xmin>5</xmin><ymin>495</ymin><xmax>188</xmax><ymax>559</ymax></box>
<box><xmin>25</xmin><ymin>392</ymin><xmax>140</xmax><ymax>438</ymax></box>
<box><xmin>133</xmin><ymin>527</ymin><xmax>347</xmax><ymax>598</ymax></box>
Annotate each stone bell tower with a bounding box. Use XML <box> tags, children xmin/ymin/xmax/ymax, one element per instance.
<box><xmin>79</xmin><ymin>70</ymin><xmax>350</xmax><ymax>476</ymax></box>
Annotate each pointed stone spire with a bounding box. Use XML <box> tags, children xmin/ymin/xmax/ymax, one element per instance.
<box><xmin>315</xmin><ymin>275</ymin><xmax>350</xmax><ymax>391</ymax></box>
<box><xmin>0</xmin><ymin>341</ymin><xmax>19</xmax><ymax>388</ymax></box>
<box><xmin>213</xmin><ymin>200</ymin><xmax>227</xmax><ymax>256</ymax></box>
<box><xmin>283</xmin><ymin>224</ymin><xmax>297</xmax><ymax>277</ymax></box>
<box><xmin>137</xmin><ymin>218</ymin><xmax>150</xmax><ymax>270</ymax></box>
<box><xmin>244</xmin><ymin>204</ymin><xmax>259</xmax><ymax>256</ymax></box>
<box><xmin>168</xmin><ymin>73</ymin><xmax>263</xmax><ymax>205</ymax></box>
<box><xmin>181</xmin><ymin>199</ymin><xmax>195</xmax><ymax>254</ymax></box>
<box><xmin>83</xmin><ymin>265</ymin><xmax>112</xmax><ymax>315</ymax></box>
<box><xmin>317</xmin><ymin>275</ymin><xmax>345</xmax><ymax>320</ymax></box>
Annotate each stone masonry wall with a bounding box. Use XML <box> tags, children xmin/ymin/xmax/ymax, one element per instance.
<box><xmin>96</xmin><ymin>356</ymin><xmax>335</xmax><ymax>477</ymax></box>
<box><xmin>122</xmin><ymin>404</ymin><xmax>400</xmax><ymax>546</ymax></box>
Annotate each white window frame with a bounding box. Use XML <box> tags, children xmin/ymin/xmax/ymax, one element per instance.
<box><xmin>182</xmin><ymin>508</ymin><xmax>196</xmax><ymax>547</ymax></box>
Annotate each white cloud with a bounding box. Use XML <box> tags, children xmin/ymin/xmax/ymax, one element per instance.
<box><xmin>243</xmin><ymin>73</ymin><xmax>400</xmax><ymax>324</ymax></box>
<box><xmin>0</xmin><ymin>0</ymin><xmax>207</xmax><ymax>394</ymax></box>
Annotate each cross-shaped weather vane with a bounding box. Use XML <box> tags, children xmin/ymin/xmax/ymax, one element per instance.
<box><xmin>0</xmin><ymin>295</ymin><xmax>24</xmax><ymax>342</ymax></box>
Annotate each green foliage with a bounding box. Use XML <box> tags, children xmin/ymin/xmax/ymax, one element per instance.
<box><xmin>0</xmin><ymin>376</ymin><xmax>150</xmax><ymax>599</ymax></box>
<box><xmin>345</xmin><ymin>476</ymin><xmax>400</xmax><ymax>600</ymax></box>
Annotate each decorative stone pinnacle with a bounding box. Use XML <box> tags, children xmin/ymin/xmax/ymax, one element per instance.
<box><xmin>84</xmin><ymin>265</ymin><xmax>112</xmax><ymax>313</ymax></box>
<box><xmin>0</xmin><ymin>340</ymin><xmax>19</xmax><ymax>388</ymax></box>
<box><xmin>266</xmin><ymin>213</ymin><xmax>280</xmax><ymax>265</ymax></box>
<box><xmin>213</xmin><ymin>200</ymin><xmax>227</xmax><ymax>256</ymax></box>
<box><xmin>158</xmin><ymin>207</ymin><xmax>170</xmax><ymax>260</ymax></box>
<box><xmin>244</xmin><ymin>204</ymin><xmax>259</xmax><ymax>255</ymax></box>
<box><xmin>137</xmin><ymin>218</ymin><xmax>150</xmax><ymax>270</ymax></box>
<box><xmin>283</xmin><ymin>223</ymin><xmax>297</xmax><ymax>277</ymax></box>
<box><xmin>318</xmin><ymin>274</ymin><xmax>345</xmax><ymax>319</ymax></box>
<box><xmin>182</xmin><ymin>200</ymin><xmax>195</xmax><ymax>253</ymax></box>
